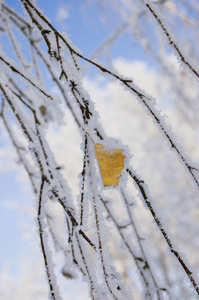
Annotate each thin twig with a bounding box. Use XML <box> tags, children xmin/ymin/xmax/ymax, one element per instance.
<box><xmin>100</xmin><ymin>195</ymin><xmax>170</xmax><ymax>300</ymax></box>
<box><xmin>0</xmin><ymin>102</ymin><xmax>37</xmax><ymax>194</ymax></box>
<box><xmin>80</xmin><ymin>134</ymin><xmax>88</xmax><ymax>225</ymax></box>
<box><xmin>144</xmin><ymin>1</ymin><xmax>199</xmax><ymax>80</ymax></box>
<box><xmin>38</xmin><ymin>176</ymin><xmax>59</xmax><ymax>300</ymax></box>
<box><xmin>75</xmin><ymin>232</ymin><xmax>95</xmax><ymax>300</ymax></box>
<box><xmin>0</xmin><ymin>56</ymin><xmax>53</xmax><ymax>101</ymax></box>
<box><xmin>120</xmin><ymin>188</ymin><xmax>162</xmax><ymax>300</ymax></box>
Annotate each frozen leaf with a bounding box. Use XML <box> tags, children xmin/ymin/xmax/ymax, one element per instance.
<box><xmin>95</xmin><ymin>143</ymin><xmax>126</xmax><ymax>187</ymax></box>
<box><xmin>39</xmin><ymin>105</ymin><xmax>47</xmax><ymax>116</ymax></box>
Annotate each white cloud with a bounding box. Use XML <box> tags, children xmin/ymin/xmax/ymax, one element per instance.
<box><xmin>113</xmin><ymin>58</ymin><xmax>162</xmax><ymax>99</ymax></box>
<box><xmin>55</xmin><ymin>4</ymin><xmax>70</xmax><ymax>23</ymax></box>
<box><xmin>83</xmin><ymin>59</ymin><xmax>163</xmax><ymax>151</ymax></box>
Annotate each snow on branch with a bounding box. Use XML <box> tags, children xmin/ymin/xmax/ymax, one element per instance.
<box><xmin>126</xmin><ymin>168</ymin><xmax>199</xmax><ymax>296</ymax></box>
<box><xmin>143</xmin><ymin>1</ymin><xmax>199</xmax><ymax>82</ymax></box>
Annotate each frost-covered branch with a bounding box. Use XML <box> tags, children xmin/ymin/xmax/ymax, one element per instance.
<box><xmin>126</xmin><ymin>168</ymin><xmax>199</xmax><ymax>296</ymax></box>
<box><xmin>0</xmin><ymin>99</ymin><xmax>38</xmax><ymax>194</ymax></box>
<box><xmin>38</xmin><ymin>176</ymin><xmax>61</xmax><ymax>300</ymax></box>
<box><xmin>143</xmin><ymin>1</ymin><xmax>199</xmax><ymax>81</ymax></box>
<box><xmin>100</xmin><ymin>194</ymin><xmax>169</xmax><ymax>300</ymax></box>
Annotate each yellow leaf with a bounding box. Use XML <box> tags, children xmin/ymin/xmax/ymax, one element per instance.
<box><xmin>95</xmin><ymin>143</ymin><xmax>126</xmax><ymax>187</ymax></box>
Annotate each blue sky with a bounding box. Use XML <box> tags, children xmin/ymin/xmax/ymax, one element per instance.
<box><xmin>10</xmin><ymin>0</ymin><xmax>152</xmax><ymax>63</ymax></box>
